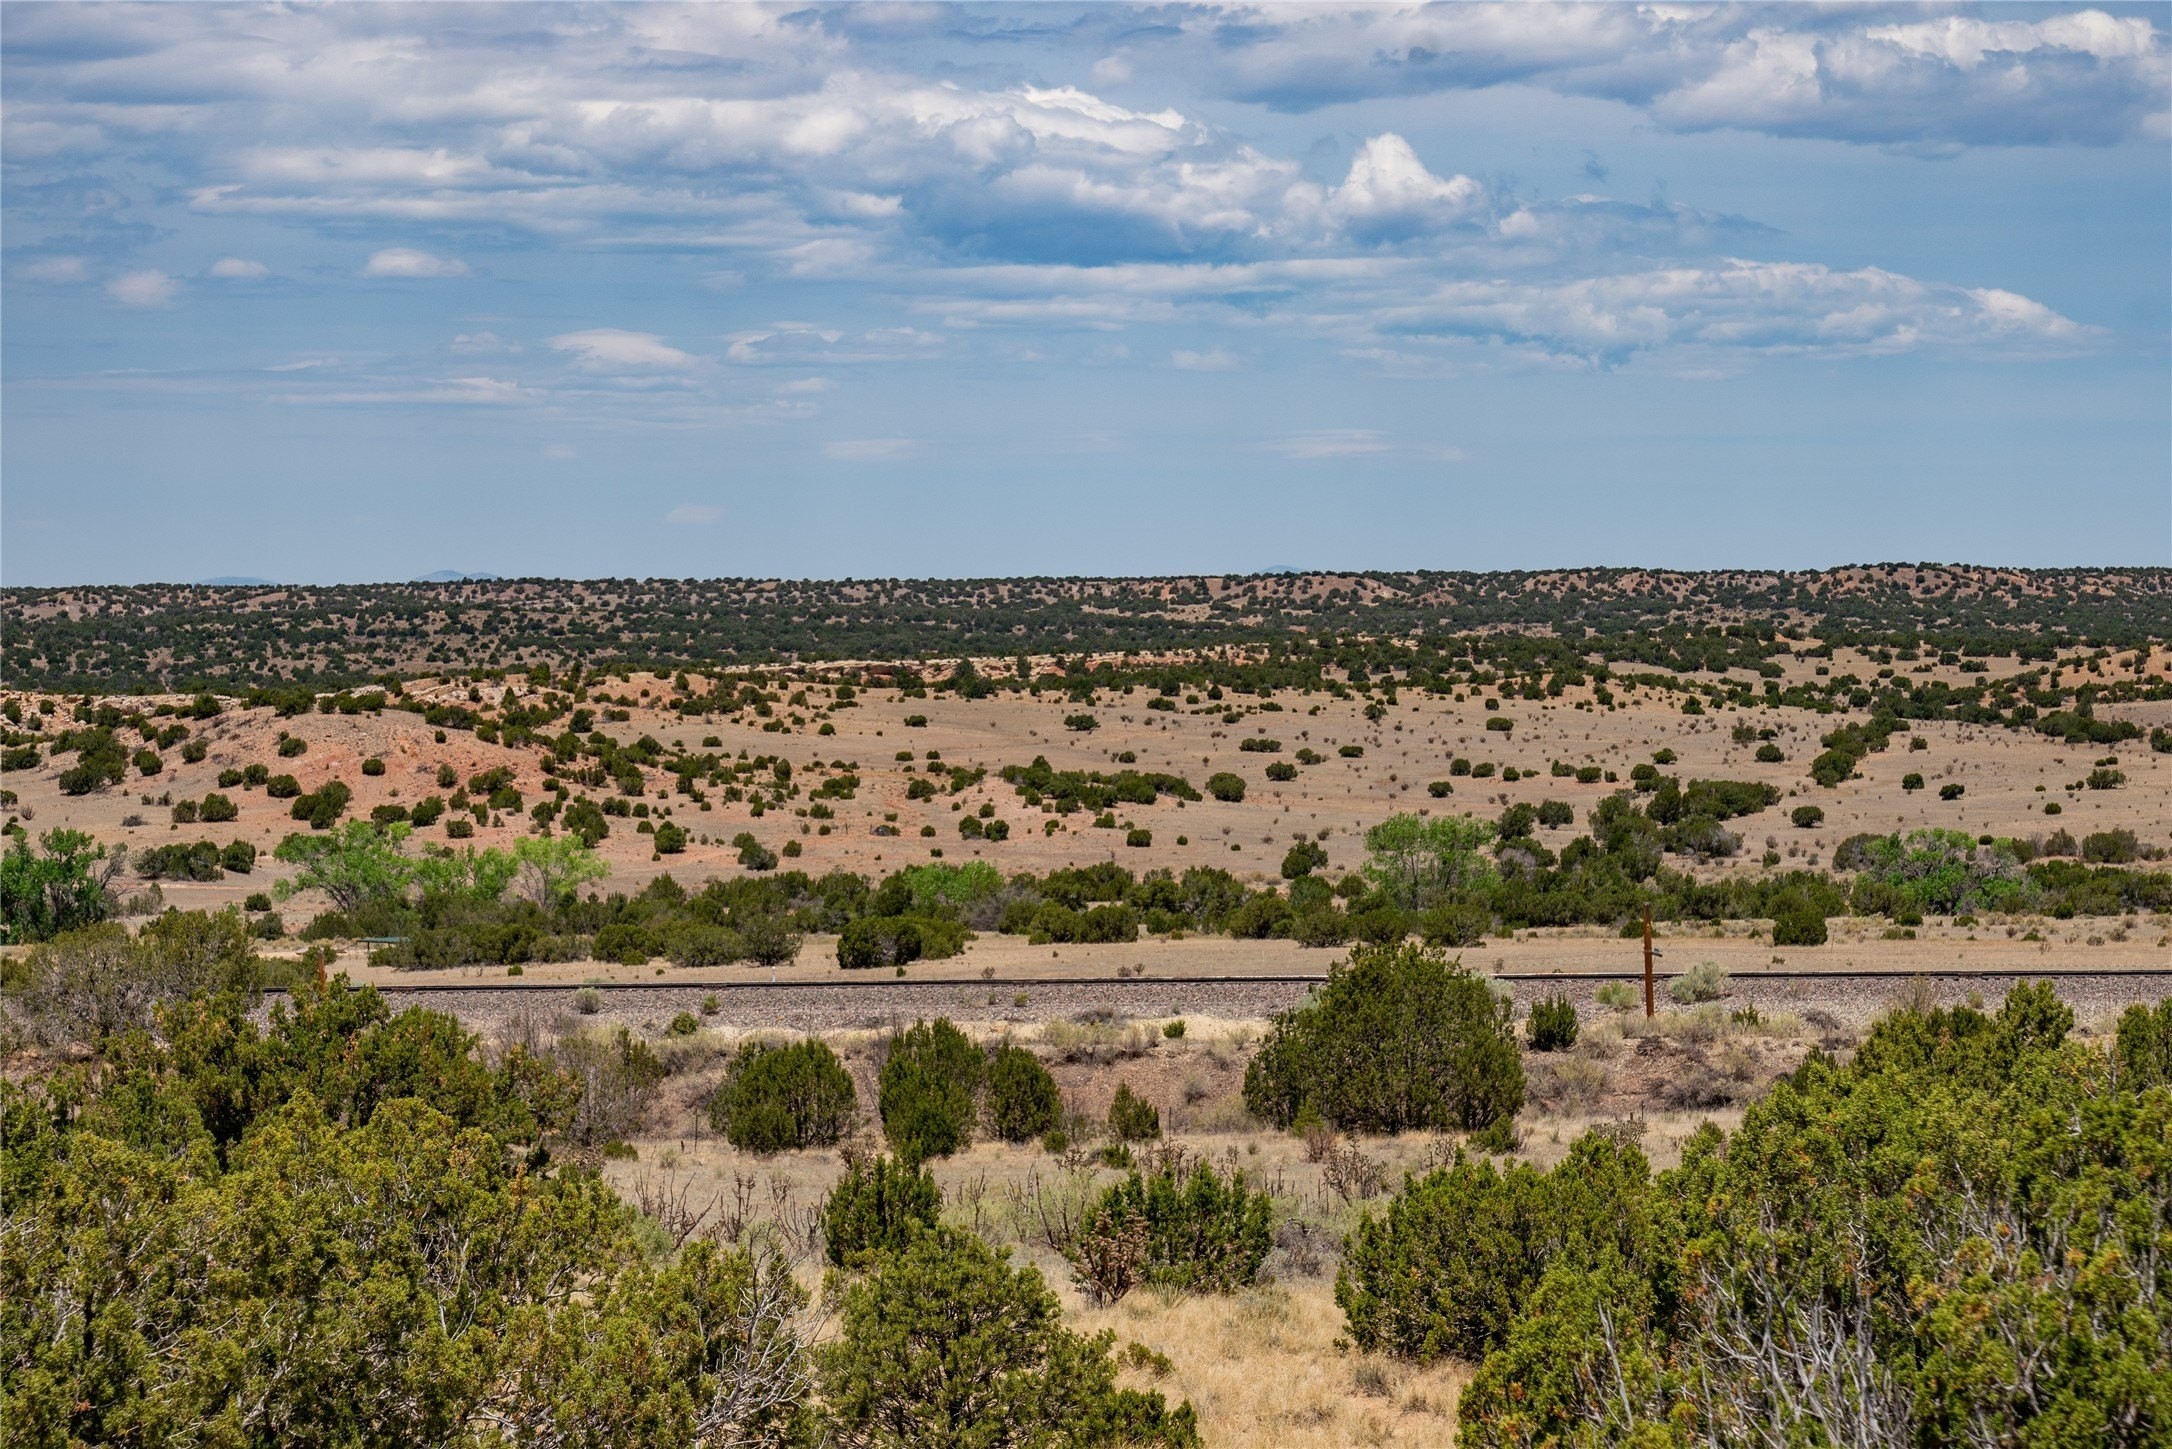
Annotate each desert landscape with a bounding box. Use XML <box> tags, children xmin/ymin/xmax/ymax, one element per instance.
<box><xmin>7</xmin><ymin>3</ymin><xmax>2170</xmax><ymax>1442</ymax></box>
<box><xmin>6</xmin><ymin>568</ymin><xmax>2172</xmax><ymax>1445</ymax></box>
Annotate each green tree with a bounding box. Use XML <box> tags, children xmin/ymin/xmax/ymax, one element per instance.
<box><xmin>0</xmin><ymin>829</ymin><xmax>117</xmax><ymax>944</ymax></box>
<box><xmin>512</xmin><ymin>832</ymin><xmax>610</xmax><ymax>906</ymax></box>
<box><xmin>272</xmin><ymin>820</ymin><xmax>415</xmax><ymax>913</ymax></box>
<box><xmin>1361</xmin><ymin>813</ymin><xmax>1497</xmax><ymax>910</ymax></box>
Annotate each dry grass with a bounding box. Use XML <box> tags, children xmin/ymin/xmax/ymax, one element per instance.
<box><xmin>1072</xmin><ymin>1281</ymin><xmax>1468</xmax><ymax>1447</ymax></box>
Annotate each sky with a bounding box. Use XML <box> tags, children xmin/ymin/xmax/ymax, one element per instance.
<box><xmin>3</xmin><ymin>2</ymin><xmax>2168</xmax><ymax>585</ymax></box>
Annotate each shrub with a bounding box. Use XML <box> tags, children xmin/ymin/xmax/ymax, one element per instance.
<box><xmin>665</xmin><ymin>923</ymin><xmax>738</xmax><ymax>968</ymax></box>
<box><xmin>1667</xmin><ymin>960</ymin><xmax>1730</xmax><ymax>1003</ymax></box>
<box><xmin>1063</xmin><ymin>713</ymin><xmax>1099</xmax><ymax>732</ymax></box>
<box><xmin>823</xmin><ymin>1154</ymin><xmax>942</xmax><ymax>1267</ymax></box>
<box><xmin>1771</xmin><ymin>897</ymin><xmax>1828</xmax><ymax>946</ymax></box>
<box><xmin>220</xmin><ymin>840</ymin><xmax>257</xmax><ymax>874</ymax></box>
<box><xmin>1790</xmin><ymin>805</ymin><xmax>1824</xmax><ymax>828</ymax></box>
<box><xmin>2113</xmin><ymin>1000</ymin><xmax>2172</xmax><ymax>1091</ymax></box>
<box><xmin>1902</xmin><ymin>772</ymin><xmax>1925</xmax><ymax>791</ymax></box>
<box><xmin>199</xmin><ymin>793</ymin><xmax>239</xmax><ymax>823</ymax></box>
<box><xmin>653</xmin><ymin>821</ymin><xmax>688</xmax><ymax>854</ymax></box>
<box><xmin>1594</xmin><ymin>981</ymin><xmax>1637</xmax><ymax>1011</ymax></box>
<box><xmin>710</xmin><ymin>1038</ymin><xmax>858</xmax><ymax>1152</ymax></box>
<box><xmin>837</xmin><ymin>915</ymin><xmax>941</xmax><ymax>970</ymax></box>
<box><xmin>361</xmin><ymin>757</ymin><xmax>386</xmax><ymax>777</ymax></box>
<box><xmin>1535</xmin><ymin>799</ymin><xmax>1574</xmax><ymax>828</ymax></box>
<box><xmin>2082</xmin><ymin>829</ymin><xmax>2140</xmax><ymax>864</ymax></box>
<box><xmin>1939</xmin><ymin>782</ymin><xmax>1965</xmax><ymax>801</ymax></box>
<box><xmin>985</xmin><ymin>1042</ymin><xmax>1062</xmax><ymax>1142</ymax></box>
<box><xmin>572</xmin><ymin>986</ymin><xmax>602</xmax><ymax>1014</ymax></box>
<box><xmin>591</xmin><ymin>922</ymin><xmax>654</xmax><ymax>965</ymax></box>
<box><xmin>1280</xmin><ymin>840</ymin><xmax>1328</xmax><ymax>878</ymax></box>
<box><xmin>1107</xmin><ymin>1083</ymin><xmax>1161</xmax><ymax>1143</ymax></box>
<box><xmin>879</xmin><ymin>1018</ymin><xmax>984</xmax><ymax>1163</ymax></box>
<box><xmin>1338</xmin><ymin>1133</ymin><xmax>1652</xmax><ymax>1363</ymax></box>
<box><xmin>668</xmin><ymin>1011</ymin><xmax>698</xmax><ymax>1036</ymax></box>
<box><xmin>1204</xmin><ymin>772</ymin><xmax>1246</xmax><ymax>802</ymax></box>
<box><xmin>1754</xmin><ymin>743</ymin><xmax>1784</xmax><ymax>763</ymax></box>
<box><xmin>819</xmin><ymin>1228</ymin><xmax>1199</xmax><ymax>1447</ymax></box>
<box><xmin>1527</xmin><ymin>994</ymin><xmax>1579</xmax><ymax>1052</ymax></box>
<box><xmin>1266</xmin><ymin>762</ymin><xmax>1297</xmax><ymax>782</ymax></box>
<box><xmin>1070</xmin><ymin>1160</ymin><xmax>1274</xmax><ymax>1305</ymax></box>
<box><xmin>1427</xmin><ymin>780</ymin><xmax>1454</xmax><ymax>798</ymax></box>
<box><xmin>1245</xmin><ymin>941</ymin><xmax>1522</xmax><ymax>1134</ymax></box>
<box><xmin>1124</xmin><ymin>828</ymin><xmax>1153</xmax><ymax>848</ymax></box>
<box><xmin>1417</xmin><ymin>902</ymin><xmax>1490</xmax><ymax>948</ymax></box>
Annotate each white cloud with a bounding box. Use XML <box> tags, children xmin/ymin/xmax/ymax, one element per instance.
<box><xmin>823</xmin><ymin>437</ymin><xmax>918</xmax><ymax>462</ymax></box>
<box><xmin>281</xmin><ymin>375</ymin><xmax>525</xmax><ymax>406</ymax></box>
<box><xmin>1375</xmin><ymin>260</ymin><xmax>2095</xmax><ymax>362</ymax></box>
<box><xmin>1270</xmin><ymin>429</ymin><xmax>1390</xmax><ymax>459</ymax></box>
<box><xmin>451</xmin><ymin>330</ymin><xmax>517</xmax><ymax>354</ymax></box>
<box><xmin>543</xmin><ymin>442</ymin><xmax>578</xmax><ymax>461</ymax></box>
<box><xmin>549</xmin><ymin>328</ymin><xmax>700</xmax><ymax>371</ymax></box>
<box><xmin>207</xmin><ymin>256</ymin><xmax>268</xmax><ymax>279</ymax></box>
<box><xmin>17</xmin><ymin>255</ymin><xmax>90</xmax><ymax>283</ymax></box>
<box><xmin>777</xmin><ymin>376</ymin><xmax>834</xmax><ymax>394</ymax></box>
<box><xmin>1170</xmin><ymin>347</ymin><xmax>1240</xmax><ymax>370</ymax></box>
<box><xmin>360</xmin><ymin>247</ymin><xmax>468</xmax><ymax>278</ymax></box>
<box><xmin>107</xmin><ymin>270</ymin><xmax>179</xmax><ymax>306</ymax></box>
<box><xmin>1322</xmin><ymin>134</ymin><xmax>1485</xmax><ymax>237</ymax></box>
<box><xmin>665</xmin><ymin>503</ymin><xmax>724</xmax><ymax>524</ymax></box>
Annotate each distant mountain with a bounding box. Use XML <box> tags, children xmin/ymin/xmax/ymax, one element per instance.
<box><xmin>414</xmin><ymin>570</ymin><xmax>502</xmax><ymax>583</ymax></box>
<box><xmin>195</xmin><ymin>576</ymin><xmax>278</xmax><ymax>586</ymax></box>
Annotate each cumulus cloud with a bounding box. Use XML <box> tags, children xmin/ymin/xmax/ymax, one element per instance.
<box><xmin>0</xmin><ymin>3</ymin><xmax>2125</xmax><ymax>386</ymax></box>
<box><xmin>549</xmin><ymin>328</ymin><xmax>701</xmax><ymax>371</ymax></box>
<box><xmin>361</xmin><ymin>248</ymin><xmax>467</xmax><ymax>278</ymax></box>
<box><xmin>665</xmin><ymin>503</ymin><xmax>724</xmax><ymax>524</ymax></box>
<box><xmin>208</xmin><ymin>256</ymin><xmax>268</xmax><ymax>279</ymax></box>
<box><xmin>107</xmin><ymin>270</ymin><xmax>179</xmax><ymax>306</ymax></box>
<box><xmin>822</xmin><ymin>437</ymin><xmax>918</xmax><ymax>461</ymax></box>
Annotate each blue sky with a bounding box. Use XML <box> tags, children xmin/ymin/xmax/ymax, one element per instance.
<box><xmin>3</xmin><ymin>2</ymin><xmax>2167</xmax><ymax>585</ymax></box>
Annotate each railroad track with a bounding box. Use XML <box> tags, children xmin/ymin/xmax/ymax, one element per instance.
<box><xmin>319</xmin><ymin>963</ymin><xmax>2172</xmax><ymax>996</ymax></box>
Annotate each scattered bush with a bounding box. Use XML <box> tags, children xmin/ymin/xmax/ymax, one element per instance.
<box><xmin>820</xmin><ymin>1228</ymin><xmax>1199</xmax><ymax>1446</ymax></box>
<box><xmin>985</xmin><ymin>1042</ymin><xmax>1063</xmax><ymax>1143</ymax></box>
<box><xmin>1204</xmin><ymin>772</ymin><xmax>1246</xmax><ymax>803</ymax></box>
<box><xmin>1342</xmin><ymin>1135</ymin><xmax>1652</xmax><ymax>1365</ymax></box>
<box><xmin>710</xmin><ymin>1038</ymin><xmax>858</xmax><ymax>1152</ymax></box>
<box><xmin>1107</xmin><ymin>1083</ymin><xmax>1162</xmax><ymax>1143</ymax></box>
<box><xmin>1070</xmin><ymin>1159</ymin><xmax>1274</xmax><ymax>1305</ymax></box>
<box><xmin>1244</xmin><ymin>940</ymin><xmax>1523</xmax><ymax>1133</ymax></box>
<box><xmin>823</xmin><ymin>1154</ymin><xmax>942</xmax><ymax>1268</ymax></box>
<box><xmin>1789</xmin><ymin>805</ymin><xmax>1823</xmax><ymax>828</ymax></box>
<box><xmin>879</xmin><ymin>1018</ymin><xmax>984</xmax><ymax>1163</ymax></box>
<box><xmin>1526</xmin><ymin>994</ymin><xmax>1579</xmax><ymax>1052</ymax></box>
<box><xmin>1667</xmin><ymin>960</ymin><xmax>1730</xmax><ymax>1004</ymax></box>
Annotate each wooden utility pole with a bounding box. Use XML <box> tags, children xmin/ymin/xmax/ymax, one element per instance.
<box><xmin>1641</xmin><ymin>905</ymin><xmax>1656</xmax><ymax>1018</ymax></box>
